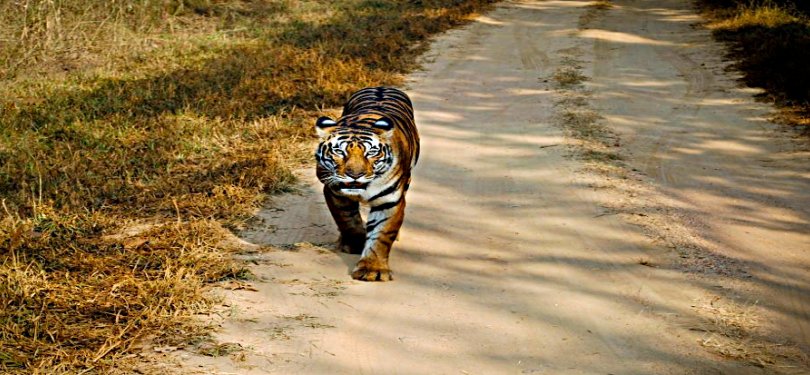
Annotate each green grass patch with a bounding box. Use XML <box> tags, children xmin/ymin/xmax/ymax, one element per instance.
<box><xmin>0</xmin><ymin>0</ymin><xmax>497</xmax><ymax>372</ymax></box>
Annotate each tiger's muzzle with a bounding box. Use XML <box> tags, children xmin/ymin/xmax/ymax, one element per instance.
<box><xmin>339</xmin><ymin>181</ymin><xmax>369</xmax><ymax>190</ymax></box>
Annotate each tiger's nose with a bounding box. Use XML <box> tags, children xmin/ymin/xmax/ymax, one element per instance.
<box><xmin>346</xmin><ymin>170</ymin><xmax>365</xmax><ymax>179</ymax></box>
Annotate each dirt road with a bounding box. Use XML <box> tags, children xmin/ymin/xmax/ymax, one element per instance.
<box><xmin>170</xmin><ymin>1</ymin><xmax>810</xmax><ymax>373</ymax></box>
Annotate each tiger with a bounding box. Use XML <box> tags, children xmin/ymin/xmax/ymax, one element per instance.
<box><xmin>315</xmin><ymin>86</ymin><xmax>420</xmax><ymax>282</ymax></box>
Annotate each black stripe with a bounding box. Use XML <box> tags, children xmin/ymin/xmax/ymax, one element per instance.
<box><xmin>370</xmin><ymin>197</ymin><xmax>402</xmax><ymax>213</ymax></box>
<box><xmin>366</xmin><ymin>218</ymin><xmax>388</xmax><ymax>232</ymax></box>
<box><xmin>382</xmin><ymin>229</ymin><xmax>400</xmax><ymax>237</ymax></box>
<box><xmin>368</xmin><ymin>178</ymin><xmax>401</xmax><ymax>202</ymax></box>
<box><xmin>341</xmin><ymin>88</ymin><xmax>414</xmax><ymax>119</ymax></box>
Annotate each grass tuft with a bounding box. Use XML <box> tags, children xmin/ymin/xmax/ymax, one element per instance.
<box><xmin>553</xmin><ymin>67</ymin><xmax>589</xmax><ymax>88</ymax></box>
<box><xmin>695</xmin><ymin>297</ymin><xmax>809</xmax><ymax>368</ymax></box>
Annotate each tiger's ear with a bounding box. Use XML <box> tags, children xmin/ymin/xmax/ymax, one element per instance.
<box><xmin>372</xmin><ymin>117</ymin><xmax>394</xmax><ymax>137</ymax></box>
<box><xmin>315</xmin><ymin>116</ymin><xmax>337</xmax><ymax>138</ymax></box>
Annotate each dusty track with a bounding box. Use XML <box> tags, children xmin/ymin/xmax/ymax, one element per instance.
<box><xmin>167</xmin><ymin>1</ymin><xmax>810</xmax><ymax>373</ymax></box>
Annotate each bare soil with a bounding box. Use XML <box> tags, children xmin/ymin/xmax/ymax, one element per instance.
<box><xmin>158</xmin><ymin>0</ymin><xmax>809</xmax><ymax>373</ymax></box>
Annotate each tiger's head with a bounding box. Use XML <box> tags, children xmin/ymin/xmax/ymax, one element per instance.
<box><xmin>314</xmin><ymin>115</ymin><xmax>395</xmax><ymax>196</ymax></box>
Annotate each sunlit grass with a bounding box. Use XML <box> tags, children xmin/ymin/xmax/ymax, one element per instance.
<box><xmin>708</xmin><ymin>0</ymin><xmax>798</xmax><ymax>29</ymax></box>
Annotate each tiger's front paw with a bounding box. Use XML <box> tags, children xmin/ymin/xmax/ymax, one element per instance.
<box><xmin>351</xmin><ymin>259</ymin><xmax>393</xmax><ymax>282</ymax></box>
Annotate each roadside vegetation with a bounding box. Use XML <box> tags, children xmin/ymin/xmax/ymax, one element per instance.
<box><xmin>0</xmin><ymin>0</ymin><xmax>496</xmax><ymax>372</ymax></box>
<box><xmin>697</xmin><ymin>0</ymin><xmax>810</xmax><ymax>132</ymax></box>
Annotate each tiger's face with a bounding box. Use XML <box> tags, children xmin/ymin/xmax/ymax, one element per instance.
<box><xmin>315</xmin><ymin>116</ymin><xmax>395</xmax><ymax>196</ymax></box>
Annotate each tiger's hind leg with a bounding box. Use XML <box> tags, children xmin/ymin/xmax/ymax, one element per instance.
<box><xmin>323</xmin><ymin>186</ymin><xmax>366</xmax><ymax>254</ymax></box>
<box><xmin>351</xmin><ymin>198</ymin><xmax>405</xmax><ymax>282</ymax></box>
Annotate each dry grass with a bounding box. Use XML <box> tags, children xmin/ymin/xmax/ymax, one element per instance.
<box><xmin>553</xmin><ymin>67</ymin><xmax>589</xmax><ymax>88</ymax></box>
<box><xmin>554</xmin><ymin>94</ymin><xmax>622</xmax><ymax>164</ymax></box>
<box><xmin>711</xmin><ymin>2</ymin><xmax>798</xmax><ymax>28</ymax></box>
<box><xmin>0</xmin><ymin>1</ymin><xmax>295</xmax><ymax>79</ymax></box>
<box><xmin>551</xmin><ymin>53</ymin><xmax>621</xmax><ymax>165</ymax></box>
<box><xmin>0</xmin><ymin>0</ymin><xmax>498</xmax><ymax>373</ymax></box>
<box><xmin>1</xmin><ymin>215</ymin><xmax>248</xmax><ymax>372</ymax></box>
<box><xmin>579</xmin><ymin>0</ymin><xmax>612</xmax><ymax>28</ymax></box>
<box><xmin>698</xmin><ymin>0</ymin><xmax>810</xmax><ymax>134</ymax></box>
<box><xmin>694</xmin><ymin>297</ymin><xmax>808</xmax><ymax>368</ymax></box>
<box><xmin>587</xmin><ymin>0</ymin><xmax>613</xmax><ymax>11</ymax></box>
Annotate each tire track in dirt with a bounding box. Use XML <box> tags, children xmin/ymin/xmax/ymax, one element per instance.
<box><xmin>582</xmin><ymin>0</ymin><xmax>810</xmax><ymax>368</ymax></box>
